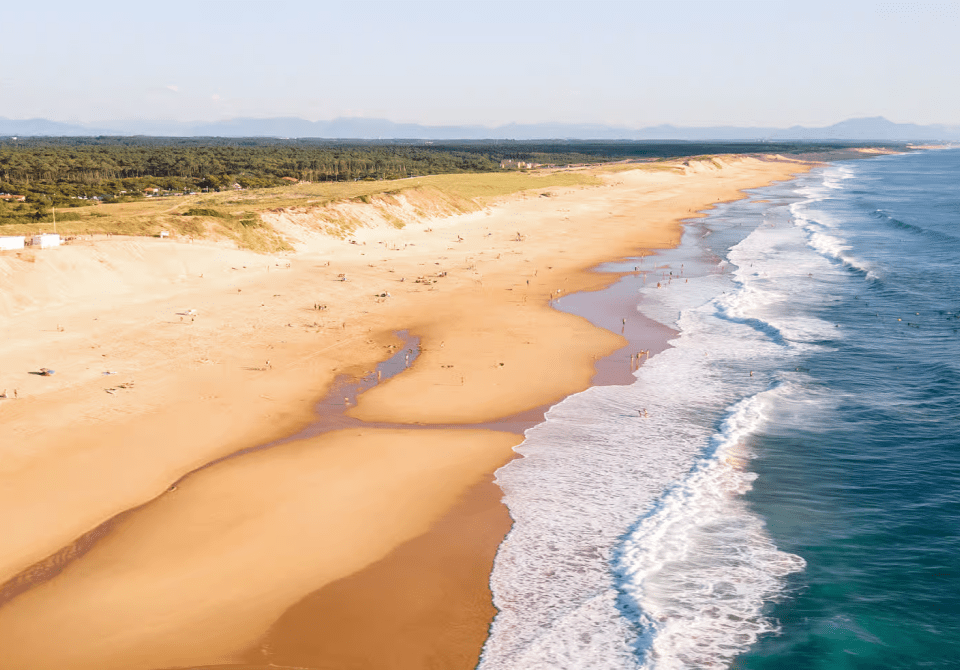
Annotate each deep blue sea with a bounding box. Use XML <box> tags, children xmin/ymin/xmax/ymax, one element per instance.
<box><xmin>479</xmin><ymin>148</ymin><xmax>960</xmax><ymax>670</ymax></box>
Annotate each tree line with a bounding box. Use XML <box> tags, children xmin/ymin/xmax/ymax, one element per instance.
<box><xmin>1</xmin><ymin>137</ymin><xmax>900</xmax><ymax>226</ymax></box>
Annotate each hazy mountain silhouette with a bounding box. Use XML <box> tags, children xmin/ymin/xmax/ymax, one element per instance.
<box><xmin>0</xmin><ymin>117</ymin><xmax>113</xmax><ymax>136</ymax></box>
<box><xmin>1</xmin><ymin>115</ymin><xmax>957</xmax><ymax>140</ymax></box>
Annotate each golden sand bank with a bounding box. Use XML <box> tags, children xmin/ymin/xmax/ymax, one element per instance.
<box><xmin>0</xmin><ymin>155</ymin><xmax>813</xmax><ymax>670</ymax></box>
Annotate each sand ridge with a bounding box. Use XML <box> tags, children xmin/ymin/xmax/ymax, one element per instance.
<box><xmin>0</xmin><ymin>155</ymin><xmax>814</xmax><ymax>670</ymax></box>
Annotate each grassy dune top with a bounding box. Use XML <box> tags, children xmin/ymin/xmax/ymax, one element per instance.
<box><xmin>0</xmin><ymin>169</ymin><xmax>604</xmax><ymax>253</ymax></box>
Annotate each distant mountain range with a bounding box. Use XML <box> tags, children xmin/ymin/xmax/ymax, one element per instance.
<box><xmin>1</xmin><ymin>116</ymin><xmax>958</xmax><ymax>141</ymax></box>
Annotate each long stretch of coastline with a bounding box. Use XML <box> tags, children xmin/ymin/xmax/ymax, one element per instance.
<box><xmin>0</xmin><ymin>155</ymin><xmax>814</xmax><ymax>670</ymax></box>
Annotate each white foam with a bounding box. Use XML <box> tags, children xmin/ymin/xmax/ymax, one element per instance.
<box><xmin>481</xmin><ymin>309</ymin><xmax>783</xmax><ymax>668</ymax></box>
<box><xmin>617</xmin><ymin>392</ymin><xmax>806</xmax><ymax>670</ymax></box>
<box><xmin>791</xmin><ymin>202</ymin><xmax>880</xmax><ymax>280</ymax></box>
<box><xmin>636</xmin><ymin>272</ymin><xmax>731</xmax><ymax>329</ymax></box>
<box><xmin>480</xmin><ymin>174</ymin><xmax>837</xmax><ymax>669</ymax></box>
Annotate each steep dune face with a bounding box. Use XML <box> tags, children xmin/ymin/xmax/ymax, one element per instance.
<box><xmin>260</xmin><ymin>186</ymin><xmax>482</xmax><ymax>252</ymax></box>
<box><xmin>0</xmin><ymin>239</ymin><xmax>263</xmax><ymax>321</ymax></box>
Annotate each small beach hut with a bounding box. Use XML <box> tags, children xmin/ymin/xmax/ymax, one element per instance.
<box><xmin>31</xmin><ymin>233</ymin><xmax>61</xmax><ymax>249</ymax></box>
<box><xmin>0</xmin><ymin>236</ymin><xmax>25</xmax><ymax>251</ymax></box>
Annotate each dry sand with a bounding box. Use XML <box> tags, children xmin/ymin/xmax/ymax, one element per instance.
<box><xmin>0</xmin><ymin>156</ymin><xmax>813</xmax><ymax>670</ymax></box>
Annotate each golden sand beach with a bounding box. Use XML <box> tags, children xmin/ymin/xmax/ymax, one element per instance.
<box><xmin>0</xmin><ymin>155</ymin><xmax>813</xmax><ymax>670</ymax></box>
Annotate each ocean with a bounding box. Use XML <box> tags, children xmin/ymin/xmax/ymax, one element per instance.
<box><xmin>479</xmin><ymin>148</ymin><xmax>960</xmax><ymax>670</ymax></box>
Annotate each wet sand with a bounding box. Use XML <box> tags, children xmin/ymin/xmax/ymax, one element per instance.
<box><xmin>244</xmin><ymin>473</ymin><xmax>512</xmax><ymax>670</ymax></box>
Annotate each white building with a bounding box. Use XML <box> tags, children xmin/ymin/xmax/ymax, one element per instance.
<box><xmin>0</xmin><ymin>236</ymin><xmax>25</xmax><ymax>251</ymax></box>
<box><xmin>31</xmin><ymin>233</ymin><xmax>61</xmax><ymax>248</ymax></box>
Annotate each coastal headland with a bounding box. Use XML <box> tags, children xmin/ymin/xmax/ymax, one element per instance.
<box><xmin>0</xmin><ymin>154</ymin><xmax>815</xmax><ymax>670</ymax></box>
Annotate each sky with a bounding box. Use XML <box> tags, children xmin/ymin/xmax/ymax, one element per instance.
<box><xmin>2</xmin><ymin>0</ymin><xmax>958</xmax><ymax>129</ymax></box>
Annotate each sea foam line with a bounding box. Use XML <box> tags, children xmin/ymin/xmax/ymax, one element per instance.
<box><xmin>614</xmin><ymin>391</ymin><xmax>806</xmax><ymax>670</ymax></box>
<box><xmin>481</xmin><ymin>181</ymin><xmax>824</xmax><ymax>670</ymax></box>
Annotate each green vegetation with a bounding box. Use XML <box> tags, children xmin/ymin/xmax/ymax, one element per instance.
<box><xmin>0</xmin><ymin>137</ymin><xmax>904</xmax><ymax>210</ymax></box>
<box><xmin>183</xmin><ymin>207</ymin><xmax>231</xmax><ymax>218</ymax></box>
<box><xmin>0</xmin><ymin>137</ymin><xmax>905</xmax><ymax>252</ymax></box>
<box><xmin>0</xmin><ymin>163</ymin><xmax>604</xmax><ymax>252</ymax></box>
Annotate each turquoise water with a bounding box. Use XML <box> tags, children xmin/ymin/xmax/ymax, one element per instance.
<box><xmin>738</xmin><ymin>148</ymin><xmax>960</xmax><ymax>669</ymax></box>
<box><xmin>479</xmin><ymin>148</ymin><xmax>960</xmax><ymax>670</ymax></box>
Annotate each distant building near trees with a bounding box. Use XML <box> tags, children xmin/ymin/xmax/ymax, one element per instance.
<box><xmin>0</xmin><ymin>194</ymin><xmax>27</xmax><ymax>202</ymax></box>
<box><xmin>500</xmin><ymin>159</ymin><xmax>541</xmax><ymax>170</ymax></box>
<box><xmin>31</xmin><ymin>233</ymin><xmax>61</xmax><ymax>248</ymax></box>
<box><xmin>0</xmin><ymin>236</ymin><xmax>25</xmax><ymax>251</ymax></box>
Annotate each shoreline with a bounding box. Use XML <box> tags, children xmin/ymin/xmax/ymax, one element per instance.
<box><xmin>236</xmin><ymin>268</ymin><xmax>679</xmax><ymax>670</ymax></box>
<box><xmin>0</xmin><ymin>155</ymin><xmax>816</xmax><ymax>670</ymax></box>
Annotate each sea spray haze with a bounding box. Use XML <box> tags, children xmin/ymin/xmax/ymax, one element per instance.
<box><xmin>480</xmin><ymin>148</ymin><xmax>960</xmax><ymax>669</ymax></box>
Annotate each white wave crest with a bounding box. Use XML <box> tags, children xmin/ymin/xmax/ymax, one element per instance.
<box><xmin>791</xmin><ymin>203</ymin><xmax>880</xmax><ymax>280</ymax></box>
<box><xmin>616</xmin><ymin>393</ymin><xmax>806</xmax><ymax>670</ymax></box>
<box><xmin>480</xmin><ymin>178</ymin><xmax>826</xmax><ymax>670</ymax></box>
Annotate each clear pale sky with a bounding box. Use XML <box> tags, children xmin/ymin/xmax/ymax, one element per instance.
<box><xmin>2</xmin><ymin>0</ymin><xmax>958</xmax><ymax>128</ymax></box>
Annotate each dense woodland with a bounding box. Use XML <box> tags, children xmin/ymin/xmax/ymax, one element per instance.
<box><xmin>0</xmin><ymin>137</ymin><xmax>901</xmax><ymax>226</ymax></box>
